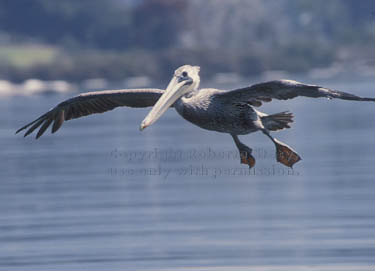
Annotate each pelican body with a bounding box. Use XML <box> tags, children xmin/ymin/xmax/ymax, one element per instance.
<box><xmin>17</xmin><ymin>65</ymin><xmax>375</xmax><ymax>168</ymax></box>
<box><xmin>174</xmin><ymin>88</ymin><xmax>260</xmax><ymax>135</ymax></box>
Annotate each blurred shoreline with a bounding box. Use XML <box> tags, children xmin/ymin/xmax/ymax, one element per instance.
<box><xmin>1</xmin><ymin>57</ymin><xmax>374</xmax><ymax>98</ymax></box>
<box><xmin>1</xmin><ymin>44</ymin><xmax>375</xmax><ymax>84</ymax></box>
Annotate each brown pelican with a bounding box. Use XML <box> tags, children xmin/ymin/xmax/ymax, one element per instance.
<box><xmin>16</xmin><ymin>65</ymin><xmax>375</xmax><ymax>168</ymax></box>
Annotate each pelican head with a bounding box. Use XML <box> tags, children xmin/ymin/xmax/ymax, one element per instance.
<box><xmin>140</xmin><ymin>65</ymin><xmax>200</xmax><ymax>131</ymax></box>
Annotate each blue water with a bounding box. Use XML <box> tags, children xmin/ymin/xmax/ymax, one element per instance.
<box><xmin>1</xmin><ymin>79</ymin><xmax>375</xmax><ymax>270</ymax></box>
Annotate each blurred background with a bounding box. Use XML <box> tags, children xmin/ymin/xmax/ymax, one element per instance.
<box><xmin>1</xmin><ymin>1</ymin><xmax>375</xmax><ymax>270</ymax></box>
<box><xmin>0</xmin><ymin>0</ymin><xmax>375</xmax><ymax>88</ymax></box>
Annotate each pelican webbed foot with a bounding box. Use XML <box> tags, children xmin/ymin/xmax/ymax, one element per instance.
<box><xmin>231</xmin><ymin>134</ymin><xmax>256</xmax><ymax>168</ymax></box>
<box><xmin>239</xmin><ymin>147</ymin><xmax>256</xmax><ymax>168</ymax></box>
<box><xmin>261</xmin><ymin>129</ymin><xmax>301</xmax><ymax>168</ymax></box>
<box><xmin>274</xmin><ymin>138</ymin><xmax>301</xmax><ymax>168</ymax></box>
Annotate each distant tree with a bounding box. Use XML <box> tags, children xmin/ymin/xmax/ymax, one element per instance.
<box><xmin>0</xmin><ymin>0</ymin><xmax>133</xmax><ymax>49</ymax></box>
<box><xmin>132</xmin><ymin>0</ymin><xmax>187</xmax><ymax>49</ymax></box>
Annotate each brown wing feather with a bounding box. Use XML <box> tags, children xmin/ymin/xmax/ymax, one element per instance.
<box><xmin>16</xmin><ymin>88</ymin><xmax>164</xmax><ymax>138</ymax></box>
<box><xmin>218</xmin><ymin>79</ymin><xmax>375</xmax><ymax>107</ymax></box>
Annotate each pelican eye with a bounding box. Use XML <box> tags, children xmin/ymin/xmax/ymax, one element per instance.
<box><xmin>182</xmin><ymin>71</ymin><xmax>188</xmax><ymax>77</ymax></box>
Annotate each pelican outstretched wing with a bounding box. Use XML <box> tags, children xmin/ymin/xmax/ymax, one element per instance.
<box><xmin>218</xmin><ymin>80</ymin><xmax>375</xmax><ymax>107</ymax></box>
<box><xmin>16</xmin><ymin>88</ymin><xmax>164</xmax><ymax>138</ymax></box>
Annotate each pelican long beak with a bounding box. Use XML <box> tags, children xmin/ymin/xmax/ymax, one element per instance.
<box><xmin>140</xmin><ymin>75</ymin><xmax>192</xmax><ymax>131</ymax></box>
